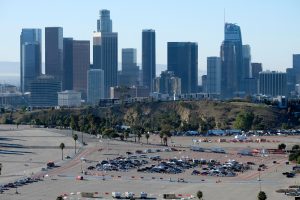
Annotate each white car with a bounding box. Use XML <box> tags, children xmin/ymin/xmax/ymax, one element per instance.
<box><xmin>125</xmin><ymin>192</ymin><xmax>134</xmax><ymax>199</ymax></box>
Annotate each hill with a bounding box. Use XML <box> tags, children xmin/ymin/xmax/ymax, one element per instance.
<box><xmin>3</xmin><ymin>100</ymin><xmax>287</xmax><ymax>132</ymax></box>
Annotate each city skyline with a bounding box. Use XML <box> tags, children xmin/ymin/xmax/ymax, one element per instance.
<box><xmin>0</xmin><ymin>0</ymin><xmax>300</xmax><ymax>77</ymax></box>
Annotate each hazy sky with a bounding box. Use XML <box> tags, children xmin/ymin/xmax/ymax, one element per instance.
<box><xmin>0</xmin><ymin>0</ymin><xmax>300</xmax><ymax>74</ymax></box>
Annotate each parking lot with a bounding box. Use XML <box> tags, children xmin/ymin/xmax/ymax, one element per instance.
<box><xmin>1</xmin><ymin>125</ymin><xmax>300</xmax><ymax>199</ymax></box>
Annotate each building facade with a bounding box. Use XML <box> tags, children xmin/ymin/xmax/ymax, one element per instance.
<box><xmin>142</xmin><ymin>29</ymin><xmax>156</xmax><ymax>92</ymax></box>
<box><xmin>97</xmin><ymin>9</ymin><xmax>112</xmax><ymax>33</ymax></box>
<box><xmin>29</xmin><ymin>75</ymin><xmax>61</xmax><ymax>107</ymax></box>
<box><xmin>119</xmin><ymin>48</ymin><xmax>139</xmax><ymax>87</ymax></box>
<box><xmin>259</xmin><ymin>71</ymin><xmax>287</xmax><ymax>97</ymax></box>
<box><xmin>168</xmin><ymin>42</ymin><xmax>198</xmax><ymax>94</ymax></box>
<box><xmin>72</xmin><ymin>40</ymin><xmax>90</xmax><ymax>100</ymax></box>
<box><xmin>62</xmin><ymin>38</ymin><xmax>73</xmax><ymax>90</ymax></box>
<box><xmin>87</xmin><ymin>69</ymin><xmax>105</xmax><ymax>104</ymax></box>
<box><xmin>58</xmin><ymin>90</ymin><xmax>81</xmax><ymax>107</ymax></box>
<box><xmin>45</xmin><ymin>27</ymin><xmax>63</xmax><ymax>82</ymax></box>
<box><xmin>20</xmin><ymin>28</ymin><xmax>42</xmax><ymax>93</ymax></box>
<box><xmin>154</xmin><ymin>70</ymin><xmax>181</xmax><ymax>96</ymax></box>
<box><xmin>207</xmin><ymin>57</ymin><xmax>221</xmax><ymax>94</ymax></box>
<box><xmin>220</xmin><ymin>23</ymin><xmax>244</xmax><ymax>98</ymax></box>
<box><xmin>251</xmin><ymin>63</ymin><xmax>262</xmax><ymax>79</ymax></box>
<box><xmin>93</xmin><ymin>32</ymin><xmax>118</xmax><ymax>98</ymax></box>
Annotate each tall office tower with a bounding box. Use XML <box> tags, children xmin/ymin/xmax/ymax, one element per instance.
<box><xmin>72</xmin><ymin>40</ymin><xmax>90</xmax><ymax>100</ymax></box>
<box><xmin>242</xmin><ymin>45</ymin><xmax>251</xmax><ymax>79</ymax></box>
<box><xmin>251</xmin><ymin>63</ymin><xmax>262</xmax><ymax>79</ymax></box>
<box><xmin>201</xmin><ymin>75</ymin><xmax>207</xmax><ymax>93</ymax></box>
<box><xmin>293</xmin><ymin>54</ymin><xmax>300</xmax><ymax>83</ymax></box>
<box><xmin>207</xmin><ymin>57</ymin><xmax>221</xmax><ymax>94</ymax></box>
<box><xmin>286</xmin><ymin>68</ymin><xmax>296</xmax><ymax>96</ymax></box>
<box><xmin>142</xmin><ymin>29</ymin><xmax>156</xmax><ymax>93</ymax></box>
<box><xmin>45</xmin><ymin>27</ymin><xmax>63</xmax><ymax>82</ymax></box>
<box><xmin>93</xmin><ymin>32</ymin><xmax>118</xmax><ymax>97</ymax></box>
<box><xmin>293</xmin><ymin>54</ymin><xmax>300</xmax><ymax>71</ymax></box>
<box><xmin>119</xmin><ymin>48</ymin><xmax>139</xmax><ymax>86</ymax></box>
<box><xmin>20</xmin><ymin>28</ymin><xmax>42</xmax><ymax>93</ymax></box>
<box><xmin>97</xmin><ymin>9</ymin><xmax>112</xmax><ymax>33</ymax></box>
<box><xmin>87</xmin><ymin>69</ymin><xmax>105</xmax><ymax>104</ymax></box>
<box><xmin>220</xmin><ymin>23</ymin><xmax>243</xmax><ymax>98</ymax></box>
<box><xmin>29</xmin><ymin>75</ymin><xmax>61</xmax><ymax>107</ymax></box>
<box><xmin>168</xmin><ymin>42</ymin><xmax>198</xmax><ymax>94</ymax></box>
<box><xmin>93</xmin><ymin>32</ymin><xmax>101</xmax><ymax>69</ymax></box>
<box><xmin>62</xmin><ymin>38</ymin><xmax>73</xmax><ymax>90</ymax></box>
<box><xmin>259</xmin><ymin>71</ymin><xmax>287</xmax><ymax>97</ymax></box>
<box><xmin>154</xmin><ymin>70</ymin><xmax>181</xmax><ymax>96</ymax></box>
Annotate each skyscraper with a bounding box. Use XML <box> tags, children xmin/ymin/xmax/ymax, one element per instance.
<box><xmin>293</xmin><ymin>54</ymin><xmax>300</xmax><ymax>83</ymax></box>
<box><xmin>220</xmin><ymin>23</ymin><xmax>244</xmax><ymax>98</ymax></box>
<box><xmin>72</xmin><ymin>40</ymin><xmax>90</xmax><ymax>100</ymax></box>
<box><xmin>93</xmin><ymin>32</ymin><xmax>118</xmax><ymax>97</ymax></box>
<box><xmin>142</xmin><ymin>29</ymin><xmax>156</xmax><ymax>92</ymax></box>
<box><xmin>242</xmin><ymin>45</ymin><xmax>251</xmax><ymax>79</ymax></box>
<box><xmin>97</xmin><ymin>9</ymin><xmax>112</xmax><ymax>33</ymax></box>
<box><xmin>87</xmin><ymin>69</ymin><xmax>104</xmax><ymax>104</ymax></box>
<box><xmin>20</xmin><ymin>28</ymin><xmax>42</xmax><ymax>93</ymax></box>
<box><xmin>293</xmin><ymin>54</ymin><xmax>300</xmax><ymax>72</ymax></box>
<box><xmin>207</xmin><ymin>57</ymin><xmax>221</xmax><ymax>94</ymax></box>
<box><xmin>251</xmin><ymin>63</ymin><xmax>262</xmax><ymax>79</ymax></box>
<box><xmin>119</xmin><ymin>48</ymin><xmax>139</xmax><ymax>86</ymax></box>
<box><xmin>45</xmin><ymin>27</ymin><xmax>63</xmax><ymax>82</ymax></box>
<box><xmin>62</xmin><ymin>38</ymin><xmax>73</xmax><ymax>90</ymax></box>
<box><xmin>259</xmin><ymin>71</ymin><xmax>287</xmax><ymax>97</ymax></box>
<box><xmin>94</xmin><ymin>10</ymin><xmax>118</xmax><ymax>98</ymax></box>
<box><xmin>167</xmin><ymin>42</ymin><xmax>198</xmax><ymax>94</ymax></box>
<box><xmin>154</xmin><ymin>70</ymin><xmax>181</xmax><ymax>96</ymax></box>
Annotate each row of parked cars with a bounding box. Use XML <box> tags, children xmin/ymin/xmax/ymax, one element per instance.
<box><xmin>137</xmin><ymin>158</ymin><xmax>193</xmax><ymax>174</ymax></box>
<box><xmin>191</xmin><ymin>159</ymin><xmax>250</xmax><ymax>177</ymax></box>
<box><xmin>0</xmin><ymin>177</ymin><xmax>42</xmax><ymax>193</ymax></box>
<box><xmin>112</xmin><ymin>191</ymin><xmax>148</xmax><ymax>199</ymax></box>
<box><xmin>87</xmin><ymin>154</ymin><xmax>152</xmax><ymax>172</ymax></box>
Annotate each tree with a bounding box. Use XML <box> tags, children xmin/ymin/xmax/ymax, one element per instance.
<box><xmin>73</xmin><ymin>134</ymin><xmax>78</xmax><ymax>154</ymax></box>
<box><xmin>196</xmin><ymin>190</ymin><xmax>203</xmax><ymax>200</ymax></box>
<box><xmin>257</xmin><ymin>191</ymin><xmax>267</xmax><ymax>200</ymax></box>
<box><xmin>292</xmin><ymin>144</ymin><xmax>300</xmax><ymax>150</ymax></box>
<box><xmin>59</xmin><ymin>143</ymin><xmax>65</xmax><ymax>160</ymax></box>
<box><xmin>233</xmin><ymin>111</ymin><xmax>254</xmax><ymax>131</ymax></box>
<box><xmin>145</xmin><ymin>133</ymin><xmax>150</xmax><ymax>144</ymax></box>
<box><xmin>278</xmin><ymin>143</ymin><xmax>286</xmax><ymax>150</ymax></box>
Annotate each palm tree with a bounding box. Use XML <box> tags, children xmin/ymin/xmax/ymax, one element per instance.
<box><xmin>257</xmin><ymin>191</ymin><xmax>267</xmax><ymax>200</ymax></box>
<box><xmin>145</xmin><ymin>133</ymin><xmax>150</xmax><ymax>144</ymax></box>
<box><xmin>73</xmin><ymin>134</ymin><xmax>78</xmax><ymax>154</ymax></box>
<box><xmin>159</xmin><ymin>132</ymin><xmax>164</xmax><ymax>144</ymax></box>
<box><xmin>59</xmin><ymin>143</ymin><xmax>65</xmax><ymax>160</ymax></box>
<box><xmin>196</xmin><ymin>190</ymin><xmax>203</xmax><ymax>200</ymax></box>
<box><xmin>137</xmin><ymin>132</ymin><xmax>142</xmax><ymax>143</ymax></box>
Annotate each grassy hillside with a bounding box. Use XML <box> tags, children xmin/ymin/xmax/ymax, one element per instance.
<box><xmin>2</xmin><ymin>100</ymin><xmax>287</xmax><ymax>131</ymax></box>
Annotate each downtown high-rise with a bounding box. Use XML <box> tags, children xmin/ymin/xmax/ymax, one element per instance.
<box><xmin>167</xmin><ymin>42</ymin><xmax>198</xmax><ymax>94</ymax></box>
<box><xmin>206</xmin><ymin>57</ymin><xmax>221</xmax><ymax>94</ymax></box>
<box><xmin>45</xmin><ymin>27</ymin><xmax>63</xmax><ymax>83</ymax></box>
<box><xmin>20</xmin><ymin>29</ymin><xmax>42</xmax><ymax>93</ymax></box>
<box><xmin>72</xmin><ymin>40</ymin><xmax>90</xmax><ymax>100</ymax></box>
<box><xmin>119</xmin><ymin>48</ymin><xmax>139</xmax><ymax>87</ymax></box>
<box><xmin>94</xmin><ymin>10</ymin><xmax>118</xmax><ymax>98</ymax></box>
<box><xmin>220</xmin><ymin>23</ymin><xmax>244</xmax><ymax>98</ymax></box>
<box><xmin>142</xmin><ymin>29</ymin><xmax>156</xmax><ymax>93</ymax></box>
